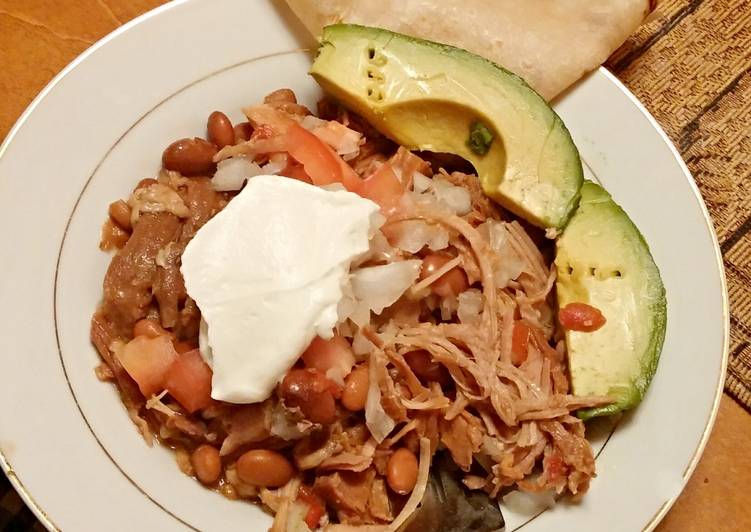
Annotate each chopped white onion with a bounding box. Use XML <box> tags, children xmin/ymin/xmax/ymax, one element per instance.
<box><xmin>336</xmin><ymin>288</ymin><xmax>358</xmax><ymax>326</ymax></box>
<box><xmin>409</xmin><ymin>174</ymin><xmax>472</xmax><ymax>215</ymax></box>
<box><xmin>351</xmin><ymin>230</ymin><xmax>398</xmax><ymax>268</ymax></box>
<box><xmin>478</xmin><ymin>219</ymin><xmax>526</xmax><ymax>287</ymax></box>
<box><xmin>369</xmin><ymin>211</ymin><xmax>386</xmax><ymax>234</ymax></box>
<box><xmin>457</xmin><ymin>289</ymin><xmax>484</xmax><ymax>325</ymax></box>
<box><xmin>348</xmin><ymin>304</ymin><xmax>372</xmax><ymax>329</ymax></box>
<box><xmin>286</xmin><ymin>502</ymin><xmax>313</xmax><ymax>532</ymax></box>
<box><xmin>347</xmin><ymin>260</ymin><xmax>422</xmax><ymax>326</ymax></box>
<box><xmin>261</xmin><ymin>152</ymin><xmax>288</xmax><ymax>175</ymax></box>
<box><xmin>502</xmin><ymin>489</ymin><xmax>556</xmax><ymax>516</ymax></box>
<box><xmin>300</xmin><ymin>115</ymin><xmax>329</xmax><ymax>131</ymax></box>
<box><xmin>269</xmin><ymin>408</ymin><xmax>310</xmax><ymax>441</ymax></box>
<box><xmin>300</xmin><ymin>115</ymin><xmax>363</xmax><ymax>160</ymax></box>
<box><xmin>439</xmin><ymin>295</ymin><xmax>458</xmax><ymax>320</ymax></box>
<box><xmin>412</xmin><ymin>172</ymin><xmax>432</xmax><ymax>193</ymax></box>
<box><xmin>326</xmin><ymin>367</ymin><xmax>346</xmax><ymax>387</ymax></box>
<box><xmin>432</xmin><ymin>177</ymin><xmax>472</xmax><ymax>215</ymax></box>
<box><xmin>384</xmin><ymin>219</ymin><xmax>449</xmax><ymax>254</ymax></box>
<box><xmin>365</xmin><ymin>354</ymin><xmax>396</xmax><ymax>443</ymax></box>
<box><xmin>352</xmin><ymin>329</ymin><xmax>376</xmax><ymax>357</ymax></box>
<box><xmin>211</xmin><ymin>157</ymin><xmax>264</xmax><ymax>191</ymax></box>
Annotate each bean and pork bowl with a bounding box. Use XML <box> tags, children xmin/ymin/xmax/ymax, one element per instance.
<box><xmin>91</xmin><ymin>26</ymin><xmax>666</xmax><ymax>532</ymax></box>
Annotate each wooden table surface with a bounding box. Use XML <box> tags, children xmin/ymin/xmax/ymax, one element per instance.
<box><xmin>1</xmin><ymin>1</ymin><xmax>750</xmax><ymax>531</ymax></box>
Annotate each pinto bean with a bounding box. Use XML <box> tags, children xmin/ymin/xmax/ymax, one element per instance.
<box><xmin>108</xmin><ymin>200</ymin><xmax>132</xmax><ymax>231</ymax></box>
<box><xmin>280</xmin><ymin>368</ymin><xmax>339</xmax><ymax>424</ymax></box>
<box><xmin>341</xmin><ymin>364</ymin><xmax>369</xmax><ymax>412</ymax></box>
<box><xmin>191</xmin><ymin>445</ymin><xmax>221</xmax><ymax>485</ymax></box>
<box><xmin>236</xmin><ymin>450</ymin><xmax>294</xmax><ymax>487</ymax></box>
<box><xmin>162</xmin><ymin>137</ymin><xmax>218</xmax><ymax>176</ymax></box>
<box><xmin>207</xmin><ymin>111</ymin><xmax>234</xmax><ymax>149</ymax></box>
<box><xmin>386</xmin><ymin>448</ymin><xmax>418</xmax><ymax>495</ymax></box>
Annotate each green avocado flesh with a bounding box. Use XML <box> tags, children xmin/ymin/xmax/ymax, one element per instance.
<box><xmin>310</xmin><ymin>24</ymin><xmax>583</xmax><ymax>229</ymax></box>
<box><xmin>555</xmin><ymin>182</ymin><xmax>666</xmax><ymax>419</ymax></box>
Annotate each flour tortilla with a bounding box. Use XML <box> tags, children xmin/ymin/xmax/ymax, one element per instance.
<box><xmin>285</xmin><ymin>0</ymin><xmax>653</xmax><ymax>100</ymax></box>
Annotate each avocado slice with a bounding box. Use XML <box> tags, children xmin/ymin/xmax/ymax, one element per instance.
<box><xmin>555</xmin><ymin>182</ymin><xmax>666</xmax><ymax>419</ymax></box>
<box><xmin>310</xmin><ymin>24</ymin><xmax>583</xmax><ymax>229</ymax></box>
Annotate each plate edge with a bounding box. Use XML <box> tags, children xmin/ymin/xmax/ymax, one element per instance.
<box><xmin>596</xmin><ymin>67</ymin><xmax>730</xmax><ymax>532</ymax></box>
<box><xmin>0</xmin><ymin>1</ymin><xmax>192</xmax><ymax>530</ymax></box>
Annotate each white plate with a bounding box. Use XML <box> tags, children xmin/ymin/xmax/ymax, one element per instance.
<box><xmin>0</xmin><ymin>0</ymin><xmax>728</xmax><ymax>531</ymax></box>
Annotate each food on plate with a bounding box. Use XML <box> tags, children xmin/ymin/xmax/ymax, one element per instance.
<box><xmin>285</xmin><ymin>0</ymin><xmax>655</xmax><ymax>100</ymax></box>
<box><xmin>555</xmin><ymin>182</ymin><xmax>667</xmax><ymax>419</ymax></box>
<box><xmin>91</xmin><ymin>24</ymin><xmax>664</xmax><ymax>531</ymax></box>
<box><xmin>311</xmin><ymin>24</ymin><xmax>582</xmax><ymax>229</ymax></box>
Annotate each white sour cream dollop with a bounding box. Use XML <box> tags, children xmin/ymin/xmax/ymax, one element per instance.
<box><xmin>181</xmin><ymin>175</ymin><xmax>379</xmax><ymax>403</ymax></box>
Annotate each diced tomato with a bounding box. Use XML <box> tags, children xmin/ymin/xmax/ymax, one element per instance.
<box><xmin>164</xmin><ymin>349</ymin><xmax>213</xmax><ymax>413</ymax></box>
<box><xmin>559</xmin><ymin>302</ymin><xmax>607</xmax><ymax>332</ymax></box>
<box><xmin>301</xmin><ymin>334</ymin><xmax>355</xmax><ymax>378</ymax></box>
<box><xmin>303</xmin><ymin>501</ymin><xmax>325</xmax><ymax>529</ymax></box>
<box><xmin>283</xmin><ymin>162</ymin><xmax>313</xmax><ymax>184</ymax></box>
<box><xmin>297</xmin><ymin>485</ymin><xmax>326</xmax><ymax>529</ymax></box>
<box><xmin>511</xmin><ymin>321</ymin><xmax>532</xmax><ymax>366</ymax></box>
<box><xmin>245</xmin><ymin>106</ymin><xmax>363</xmax><ymax>192</ymax></box>
<box><xmin>284</xmin><ymin>123</ymin><xmax>344</xmax><ymax>185</ymax></box>
<box><xmin>284</xmin><ymin>123</ymin><xmax>363</xmax><ymax>191</ymax></box>
<box><xmin>419</xmin><ymin>252</ymin><xmax>469</xmax><ymax>297</ymax></box>
<box><xmin>358</xmin><ymin>162</ymin><xmax>405</xmax><ymax>212</ymax></box>
<box><xmin>545</xmin><ymin>451</ymin><xmax>566</xmax><ymax>480</ymax></box>
<box><xmin>117</xmin><ymin>335</ymin><xmax>178</xmax><ymax>397</ymax></box>
<box><xmin>334</xmin><ymin>151</ymin><xmax>363</xmax><ymax>192</ymax></box>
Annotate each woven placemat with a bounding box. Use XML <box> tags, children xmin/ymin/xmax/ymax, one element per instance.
<box><xmin>610</xmin><ymin>0</ymin><xmax>751</xmax><ymax>409</ymax></box>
